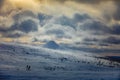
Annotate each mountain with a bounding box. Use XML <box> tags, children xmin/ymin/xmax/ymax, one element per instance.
<box><xmin>0</xmin><ymin>42</ymin><xmax>120</xmax><ymax>80</ymax></box>
<box><xmin>43</xmin><ymin>41</ymin><xmax>60</xmax><ymax>49</ymax></box>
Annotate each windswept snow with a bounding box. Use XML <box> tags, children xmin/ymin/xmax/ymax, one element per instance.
<box><xmin>0</xmin><ymin>42</ymin><xmax>120</xmax><ymax>80</ymax></box>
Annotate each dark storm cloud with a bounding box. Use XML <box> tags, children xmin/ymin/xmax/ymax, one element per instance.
<box><xmin>83</xmin><ymin>38</ymin><xmax>99</xmax><ymax>42</ymax></box>
<box><xmin>4</xmin><ymin>33</ymin><xmax>23</xmax><ymax>38</ymax></box>
<box><xmin>0</xmin><ymin>0</ymin><xmax>4</xmax><ymax>8</ymax></box>
<box><xmin>83</xmin><ymin>36</ymin><xmax>120</xmax><ymax>45</ymax></box>
<box><xmin>38</xmin><ymin>13</ymin><xmax>52</xmax><ymax>27</ymax></box>
<box><xmin>12</xmin><ymin>10</ymin><xmax>39</xmax><ymax>33</ymax></box>
<box><xmin>74</xmin><ymin>13</ymin><xmax>91</xmax><ymax>22</ymax></box>
<box><xmin>79</xmin><ymin>20</ymin><xmax>112</xmax><ymax>35</ymax></box>
<box><xmin>0</xmin><ymin>10</ymin><xmax>38</xmax><ymax>32</ymax></box>
<box><xmin>0</xmin><ymin>19</ymin><xmax>38</xmax><ymax>38</ymax></box>
<box><xmin>54</xmin><ymin>12</ymin><xmax>120</xmax><ymax>36</ymax></box>
<box><xmin>0</xmin><ymin>28</ymin><xmax>7</xmax><ymax>32</ymax></box>
<box><xmin>13</xmin><ymin>10</ymin><xmax>36</xmax><ymax>22</ymax></box>
<box><xmin>102</xmin><ymin>37</ymin><xmax>120</xmax><ymax>44</ymax></box>
<box><xmin>11</xmin><ymin>20</ymin><xmax>38</xmax><ymax>33</ymax></box>
<box><xmin>51</xmin><ymin>0</ymin><xmax>120</xmax><ymax>22</ymax></box>
<box><xmin>83</xmin><ymin>38</ymin><xmax>109</xmax><ymax>46</ymax></box>
<box><xmin>55</xmin><ymin>13</ymin><xmax>90</xmax><ymax>30</ymax></box>
<box><xmin>113</xmin><ymin>1</ymin><xmax>120</xmax><ymax>20</ymax></box>
<box><xmin>111</xmin><ymin>24</ymin><xmax>120</xmax><ymax>35</ymax></box>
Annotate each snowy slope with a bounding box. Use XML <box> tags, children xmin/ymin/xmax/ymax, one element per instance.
<box><xmin>0</xmin><ymin>42</ymin><xmax>120</xmax><ymax>80</ymax></box>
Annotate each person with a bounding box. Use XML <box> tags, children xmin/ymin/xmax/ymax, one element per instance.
<box><xmin>26</xmin><ymin>65</ymin><xmax>31</xmax><ymax>71</ymax></box>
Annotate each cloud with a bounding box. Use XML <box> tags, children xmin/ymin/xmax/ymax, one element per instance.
<box><xmin>0</xmin><ymin>14</ymin><xmax>14</xmax><ymax>29</ymax></box>
<box><xmin>72</xmin><ymin>0</ymin><xmax>104</xmax><ymax>4</ymax></box>
<box><xmin>44</xmin><ymin>24</ymin><xmax>75</xmax><ymax>39</ymax></box>
<box><xmin>0</xmin><ymin>0</ymin><xmax>120</xmax><ymax>46</ymax></box>
<box><xmin>13</xmin><ymin>10</ymin><xmax>37</xmax><ymax>23</ymax></box>
<box><xmin>111</xmin><ymin>24</ymin><xmax>120</xmax><ymax>35</ymax></box>
<box><xmin>11</xmin><ymin>19</ymin><xmax>38</xmax><ymax>33</ymax></box>
<box><xmin>3</xmin><ymin>31</ymin><xmax>25</xmax><ymax>38</ymax></box>
<box><xmin>38</xmin><ymin>13</ymin><xmax>52</xmax><ymax>26</ymax></box>
<box><xmin>113</xmin><ymin>1</ymin><xmax>120</xmax><ymax>21</ymax></box>
<box><xmin>0</xmin><ymin>10</ymin><xmax>40</xmax><ymax>39</ymax></box>
<box><xmin>0</xmin><ymin>0</ymin><xmax>4</xmax><ymax>8</ymax></box>
<box><xmin>54</xmin><ymin>13</ymin><xmax>91</xmax><ymax>30</ymax></box>
<box><xmin>83</xmin><ymin>38</ymin><xmax>99</xmax><ymax>42</ymax></box>
<box><xmin>53</xmin><ymin>0</ymin><xmax>104</xmax><ymax>4</ymax></box>
<box><xmin>83</xmin><ymin>36</ymin><xmax>120</xmax><ymax>45</ymax></box>
<box><xmin>0</xmin><ymin>19</ymin><xmax>38</xmax><ymax>38</ymax></box>
<box><xmin>79</xmin><ymin>20</ymin><xmax>111</xmax><ymax>34</ymax></box>
<box><xmin>102</xmin><ymin>36</ymin><xmax>120</xmax><ymax>44</ymax></box>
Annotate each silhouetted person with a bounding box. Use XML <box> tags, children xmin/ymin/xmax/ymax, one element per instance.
<box><xmin>26</xmin><ymin>65</ymin><xmax>31</xmax><ymax>71</ymax></box>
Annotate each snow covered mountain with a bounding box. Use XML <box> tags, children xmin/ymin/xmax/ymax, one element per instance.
<box><xmin>0</xmin><ymin>42</ymin><xmax>120</xmax><ymax>80</ymax></box>
<box><xmin>43</xmin><ymin>41</ymin><xmax>60</xmax><ymax>49</ymax></box>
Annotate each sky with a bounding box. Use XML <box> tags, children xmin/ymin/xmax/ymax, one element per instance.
<box><xmin>0</xmin><ymin>0</ymin><xmax>120</xmax><ymax>56</ymax></box>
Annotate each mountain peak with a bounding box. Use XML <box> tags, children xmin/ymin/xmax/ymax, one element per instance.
<box><xmin>44</xmin><ymin>41</ymin><xmax>59</xmax><ymax>49</ymax></box>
